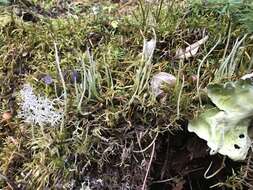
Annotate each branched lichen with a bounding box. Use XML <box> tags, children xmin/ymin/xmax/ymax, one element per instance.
<box><xmin>18</xmin><ymin>84</ymin><xmax>63</xmax><ymax>126</ymax></box>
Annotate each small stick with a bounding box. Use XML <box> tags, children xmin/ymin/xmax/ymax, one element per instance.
<box><xmin>204</xmin><ymin>156</ymin><xmax>226</xmax><ymax>179</ymax></box>
<box><xmin>141</xmin><ymin>141</ymin><xmax>156</xmax><ymax>190</ymax></box>
<box><xmin>133</xmin><ymin>132</ymin><xmax>158</xmax><ymax>153</ymax></box>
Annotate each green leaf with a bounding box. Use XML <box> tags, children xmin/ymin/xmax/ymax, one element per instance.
<box><xmin>207</xmin><ymin>79</ymin><xmax>253</xmax><ymax>116</ymax></box>
<box><xmin>188</xmin><ymin>79</ymin><xmax>253</xmax><ymax>161</ymax></box>
<box><xmin>188</xmin><ymin>108</ymin><xmax>251</xmax><ymax>160</ymax></box>
<box><xmin>0</xmin><ymin>0</ymin><xmax>10</xmax><ymax>6</ymax></box>
<box><xmin>218</xmin><ymin>119</ymin><xmax>251</xmax><ymax>161</ymax></box>
<box><xmin>189</xmin><ymin>108</ymin><xmax>221</xmax><ymax>142</ymax></box>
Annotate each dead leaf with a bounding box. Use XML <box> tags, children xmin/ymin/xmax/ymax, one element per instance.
<box><xmin>2</xmin><ymin>112</ymin><xmax>12</xmax><ymax>122</ymax></box>
<box><xmin>172</xmin><ymin>180</ymin><xmax>185</xmax><ymax>190</ymax></box>
<box><xmin>143</xmin><ymin>38</ymin><xmax>156</xmax><ymax>61</ymax></box>
<box><xmin>241</xmin><ymin>72</ymin><xmax>253</xmax><ymax>80</ymax></box>
<box><xmin>175</xmin><ymin>35</ymin><xmax>209</xmax><ymax>60</ymax></box>
<box><xmin>8</xmin><ymin>136</ymin><xmax>19</xmax><ymax>146</ymax></box>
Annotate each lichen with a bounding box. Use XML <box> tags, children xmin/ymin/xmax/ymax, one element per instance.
<box><xmin>188</xmin><ymin>80</ymin><xmax>253</xmax><ymax>161</ymax></box>
<box><xmin>18</xmin><ymin>84</ymin><xmax>63</xmax><ymax>126</ymax></box>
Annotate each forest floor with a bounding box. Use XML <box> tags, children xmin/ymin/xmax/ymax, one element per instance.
<box><xmin>0</xmin><ymin>0</ymin><xmax>253</xmax><ymax>189</ymax></box>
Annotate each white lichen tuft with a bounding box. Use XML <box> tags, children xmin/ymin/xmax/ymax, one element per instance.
<box><xmin>18</xmin><ymin>84</ymin><xmax>62</xmax><ymax>126</ymax></box>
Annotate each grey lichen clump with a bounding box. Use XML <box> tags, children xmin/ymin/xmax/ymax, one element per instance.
<box><xmin>18</xmin><ymin>84</ymin><xmax>63</xmax><ymax>126</ymax></box>
<box><xmin>188</xmin><ymin>79</ymin><xmax>253</xmax><ymax>161</ymax></box>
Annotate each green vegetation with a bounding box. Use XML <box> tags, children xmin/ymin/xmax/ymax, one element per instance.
<box><xmin>189</xmin><ymin>79</ymin><xmax>253</xmax><ymax>161</ymax></box>
<box><xmin>0</xmin><ymin>0</ymin><xmax>253</xmax><ymax>189</ymax></box>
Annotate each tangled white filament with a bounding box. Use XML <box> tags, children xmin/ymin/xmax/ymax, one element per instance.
<box><xmin>18</xmin><ymin>84</ymin><xmax>62</xmax><ymax>126</ymax></box>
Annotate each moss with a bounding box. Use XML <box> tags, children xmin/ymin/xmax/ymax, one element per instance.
<box><xmin>0</xmin><ymin>0</ymin><xmax>252</xmax><ymax>189</ymax></box>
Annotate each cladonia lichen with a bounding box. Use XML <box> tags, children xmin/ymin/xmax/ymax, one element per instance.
<box><xmin>18</xmin><ymin>84</ymin><xmax>63</xmax><ymax>126</ymax></box>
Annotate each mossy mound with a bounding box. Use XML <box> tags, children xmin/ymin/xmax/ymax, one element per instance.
<box><xmin>0</xmin><ymin>0</ymin><xmax>253</xmax><ymax>189</ymax></box>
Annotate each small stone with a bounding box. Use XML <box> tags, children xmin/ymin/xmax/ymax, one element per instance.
<box><xmin>150</xmin><ymin>72</ymin><xmax>176</xmax><ymax>97</ymax></box>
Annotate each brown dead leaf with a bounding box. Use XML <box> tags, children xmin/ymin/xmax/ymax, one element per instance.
<box><xmin>1</xmin><ymin>112</ymin><xmax>12</xmax><ymax>122</ymax></box>
<box><xmin>172</xmin><ymin>180</ymin><xmax>185</xmax><ymax>190</ymax></box>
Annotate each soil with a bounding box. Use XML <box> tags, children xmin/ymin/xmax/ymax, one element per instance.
<box><xmin>150</xmin><ymin>129</ymin><xmax>239</xmax><ymax>190</ymax></box>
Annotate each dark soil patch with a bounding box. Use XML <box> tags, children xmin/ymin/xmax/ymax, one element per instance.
<box><xmin>150</xmin><ymin>129</ymin><xmax>245</xmax><ymax>190</ymax></box>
